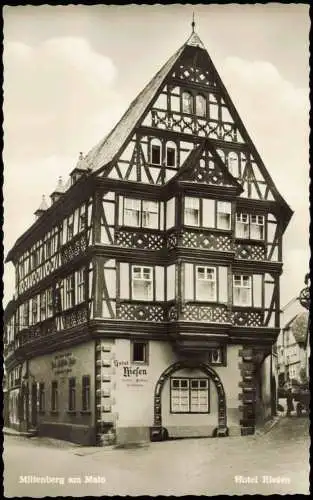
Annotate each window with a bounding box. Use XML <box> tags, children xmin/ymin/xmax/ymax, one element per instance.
<box><xmin>82</xmin><ymin>375</ymin><xmax>90</xmax><ymax>411</ymax></box>
<box><xmin>76</xmin><ymin>269</ymin><xmax>85</xmax><ymax>304</ymax></box>
<box><xmin>131</xmin><ymin>341</ymin><xmax>148</xmax><ymax>364</ymax></box>
<box><xmin>151</xmin><ymin>144</ymin><xmax>161</xmax><ymax>165</ymax></box>
<box><xmin>68</xmin><ymin>377</ymin><xmax>76</xmax><ymax>411</ymax></box>
<box><xmin>184</xmin><ymin>197</ymin><xmax>200</xmax><ymax>226</ymax></box>
<box><xmin>250</xmin><ymin>215</ymin><xmax>264</xmax><ymax>240</ymax></box>
<box><xmin>47</xmin><ymin>289</ymin><xmax>53</xmax><ymax>318</ymax></box>
<box><xmin>23</xmin><ymin>302</ymin><xmax>29</xmax><ymax>327</ymax></box>
<box><xmin>196</xmin><ymin>95</ymin><xmax>206</xmax><ymax>117</ymax></box>
<box><xmin>217</xmin><ymin>201</ymin><xmax>231</xmax><ymax>230</ymax></box>
<box><xmin>208</xmin><ymin>348</ymin><xmax>224</xmax><ymax>365</ymax></box>
<box><xmin>142</xmin><ymin>201</ymin><xmax>158</xmax><ymax>228</ymax></box>
<box><xmin>235</xmin><ymin>213</ymin><xmax>249</xmax><ymax>238</ymax></box>
<box><xmin>67</xmin><ymin>215</ymin><xmax>74</xmax><ymax>241</ymax></box>
<box><xmin>166</xmin><ymin>143</ymin><xmax>176</xmax><ymax>167</ymax></box>
<box><xmin>46</xmin><ymin>238</ymin><xmax>52</xmax><ymax>259</ymax></box>
<box><xmin>31</xmin><ymin>296</ymin><xmax>38</xmax><ymax>325</ymax></box>
<box><xmin>79</xmin><ymin>206</ymin><xmax>86</xmax><ymax>232</ymax></box>
<box><xmin>123</xmin><ymin>198</ymin><xmax>159</xmax><ymax>229</ymax></box>
<box><xmin>65</xmin><ymin>275</ymin><xmax>75</xmax><ymax>309</ymax></box>
<box><xmin>39</xmin><ymin>383</ymin><xmax>45</xmax><ymax>412</ymax></box>
<box><xmin>233</xmin><ymin>275</ymin><xmax>252</xmax><ymax>306</ymax></box>
<box><xmin>124</xmin><ymin>198</ymin><xmax>141</xmax><ymax>227</ymax></box>
<box><xmin>40</xmin><ymin>292</ymin><xmax>46</xmax><ymax>321</ymax></box>
<box><xmin>171</xmin><ymin>378</ymin><xmax>209</xmax><ymax>413</ymax></box>
<box><xmin>132</xmin><ymin>266</ymin><xmax>153</xmax><ymax>300</ymax></box>
<box><xmin>235</xmin><ymin>213</ymin><xmax>265</xmax><ymax>240</ymax></box>
<box><xmin>182</xmin><ymin>92</ymin><xmax>193</xmax><ymax>114</ymax></box>
<box><xmin>196</xmin><ymin>267</ymin><xmax>216</xmax><ymax>301</ymax></box>
<box><xmin>51</xmin><ymin>381</ymin><xmax>58</xmax><ymax>411</ymax></box>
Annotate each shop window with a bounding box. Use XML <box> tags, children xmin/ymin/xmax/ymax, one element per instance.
<box><xmin>184</xmin><ymin>197</ymin><xmax>200</xmax><ymax>226</ymax></box>
<box><xmin>82</xmin><ymin>375</ymin><xmax>90</xmax><ymax>411</ymax></box>
<box><xmin>171</xmin><ymin>378</ymin><xmax>210</xmax><ymax>413</ymax></box>
<box><xmin>68</xmin><ymin>377</ymin><xmax>76</xmax><ymax>412</ymax></box>
<box><xmin>217</xmin><ymin>201</ymin><xmax>231</xmax><ymax>230</ymax></box>
<box><xmin>132</xmin><ymin>266</ymin><xmax>153</xmax><ymax>300</ymax></box>
<box><xmin>51</xmin><ymin>381</ymin><xmax>58</xmax><ymax>412</ymax></box>
<box><xmin>196</xmin><ymin>94</ymin><xmax>206</xmax><ymax>117</ymax></box>
<box><xmin>39</xmin><ymin>383</ymin><xmax>45</xmax><ymax>412</ymax></box>
<box><xmin>233</xmin><ymin>275</ymin><xmax>252</xmax><ymax>306</ymax></box>
<box><xmin>196</xmin><ymin>267</ymin><xmax>216</xmax><ymax>301</ymax></box>
<box><xmin>131</xmin><ymin>341</ymin><xmax>149</xmax><ymax>364</ymax></box>
<box><xmin>182</xmin><ymin>92</ymin><xmax>193</xmax><ymax>114</ymax></box>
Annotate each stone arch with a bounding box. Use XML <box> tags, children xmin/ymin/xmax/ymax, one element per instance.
<box><xmin>152</xmin><ymin>360</ymin><xmax>228</xmax><ymax>439</ymax></box>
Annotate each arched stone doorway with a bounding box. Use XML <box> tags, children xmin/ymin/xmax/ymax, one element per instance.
<box><xmin>150</xmin><ymin>360</ymin><xmax>228</xmax><ymax>441</ymax></box>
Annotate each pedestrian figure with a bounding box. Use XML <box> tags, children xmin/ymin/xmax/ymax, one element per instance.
<box><xmin>284</xmin><ymin>376</ymin><xmax>294</xmax><ymax>416</ymax></box>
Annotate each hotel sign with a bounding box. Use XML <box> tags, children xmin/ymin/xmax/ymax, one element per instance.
<box><xmin>113</xmin><ymin>360</ymin><xmax>148</xmax><ymax>386</ymax></box>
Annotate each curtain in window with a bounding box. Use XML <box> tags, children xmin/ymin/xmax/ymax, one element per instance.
<box><xmin>142</xmin><ymin>201</ymin><xmax>158</xmax><ymax>228</ymax></box>
<box><xmin>250</xmin><ymin>215</ymin><xmax>264</xmax><ymax>239</ymax></box>
<box><xmin>217</xmin><ymin>202</ymin><xmax>231</xmax><ymax>229</ymax></box>
<box><xmin>185</xmin><ymin>197</ymin><xmax>200</xmax><ymax>226</ymax></box>
<box><xmin>235</xmin><ymin>213</ymin><xmax>249</xmax><ymax>238</ymax></box>
<box><xmin>124</xmin><ymin>199</ymin><xmax>141</xmax><ymax>227</ymax></box>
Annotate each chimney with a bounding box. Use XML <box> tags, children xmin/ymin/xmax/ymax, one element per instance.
<box><xmin>50</xmin><ymin>176</ymin><xmax>65</xmax><ymax>204</ymax></box>
<box><xmin>34</xmin><ymin>195</ymin><xmax>49</xmax><ymax>219</ymax></box>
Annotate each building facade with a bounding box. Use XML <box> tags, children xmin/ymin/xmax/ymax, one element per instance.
<box><xmin>4</xmin><ymin>28</ymin><xmax>293</xmax><ymax>445</ymax></box>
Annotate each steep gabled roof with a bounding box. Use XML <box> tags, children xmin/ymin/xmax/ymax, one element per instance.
<box><xmin>85</xmin><ymin>43</ymin><xmax>187</xmax><ymax>173</ymax></box>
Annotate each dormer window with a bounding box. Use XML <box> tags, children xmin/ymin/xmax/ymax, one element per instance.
<box><xmin>196</xmin><ymin>95</ymin><xmax>206</xmax><ymax>117</ymax></box>
<box><xmin>182</xmin><ymin>91</ymin><xmax>193</xmax><ymax>114</ymax></box>
<box><xmin>166</xmin><ymin>142</ymin><xmax>177</xmax><ymax>167</ymax></box>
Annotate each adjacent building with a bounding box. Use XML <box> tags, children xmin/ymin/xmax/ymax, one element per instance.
<box><xmin>4</xmin><ymin>26</ymin><xmax>293</xmax><ymax>445</ymax></box>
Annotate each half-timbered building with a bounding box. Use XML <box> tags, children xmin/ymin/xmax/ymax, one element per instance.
<box><xmin>4</xmin><ymin>26</ymin><xmax>293</xmax><ymax>445</ymax></box>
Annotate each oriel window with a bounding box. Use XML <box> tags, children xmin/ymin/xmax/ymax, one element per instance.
<box><xmin>233</xmin><ymin>275</ymin><xmax>252</xmax><ymax>307</ymax></box>
<box><xmin>124</xmin><ymin>198</ymin><xmax>141</xmax><ymax>227</ymax></box>
<box><xmin>196</xmin><ymin>267</ymin><xmax>217</xmax><ymax>301</ymax></box>
<box><xmin>142</xmin><ymin>201</ymin><xmax>158</xmax><ymax>228</ymax></box>
<box><xmin>217</xmin><ymin>201</ymin><xmax>231</xmax><ymax>230</ymax></box>
<box><xmin>184</xmin><ymin>197</ymin><xmax>200</xmax><ymax>226</ymax></box>
<box><xmin>132</xmin><ymin>266</ymin><xmax>153</xmax><ymax>300</ymax></box>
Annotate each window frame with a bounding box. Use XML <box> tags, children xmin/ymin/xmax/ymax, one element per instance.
<box><xmin>51</xmin><ymin>381</ymin><xmax>58</xmax><ymax>412</ymax></box>
<box><xmin>195</xmin><ymin>94</ymin><xmax>207</xmax><ymax>117</ymax></box>
<box><xmin>68</xmin><ymin>377</ymin><xmax>76</xmax><ymax>412</ymax></box>
<box><xmin>216</xmin><ymin>201</ymin><xmax>232</xmax><ymax>230</ymax></box>
<box><xmin>82</xmin><ymin>375</ymin><xmax>90</xmax><ymax>412</ymax></box>
<box><xmin>151</xmin><ymin>143</ymin><xmax>161</xmax><ymax>166</ymax></box>
<box><xmin>170</xmin><ymin>377</ymin><xmax>210</xmax><ymax>414</ymax></box>
<box><xmin>184</xmin><ymin>196</ymin><xmax>200</xmax><ymax>227</ymax></box>
<box><xmin>131</xmin><ymin>341</ymin><xmax>149</xmax><ymax>365</ymax></box>
<box><xmin>182</xmin><ymin>91</ymin><xmax>193</xmax><ymax>114</ymax></box>
<box><xmin>123</xmin><ymin>198</ymin><xmax>160</xmax><ymax>230</ymax></box>
<box><xmin>65</xmin><ymin>274</ymin><xmax>75</xmax><ymax>309</ymax></box>
<box><xmin>195</xmin><ymin>266</ymin><xmax>217</xmax><ymax>302</ymax></box>
<box><xmin>233</xmin><ymin>274</ymin><xmax>252</xmax><ymax>307</ymax></box>
<box><xmin>235</xmin><ymin>213</ymin><xmax>265</xmax><ymax>240</ymax></box>
<box><xmin>131</xmin><ymin>265</ymin><xmax>154</xmax><ymax>301</ymax></box>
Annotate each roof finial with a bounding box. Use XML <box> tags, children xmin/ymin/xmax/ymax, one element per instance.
<box><xmin>191</xmin><ymin>11</ymin><xmax>195</xmax><ymax>33</ymax></box>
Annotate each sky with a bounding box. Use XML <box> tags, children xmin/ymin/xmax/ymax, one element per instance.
<box><xmin>3</xmin><ymin>4</ymin><xmax>310</xmax><ymax>319</ymax></box>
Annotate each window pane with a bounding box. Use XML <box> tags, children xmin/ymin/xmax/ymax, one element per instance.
<box><xmin>151</xmin><ymin>145</ymin><xmax>161</xmax><ymax>165</ymax></box>
<box><xmin>182</xmin><ymin>92</ymin><xmax>193</xmax><ymax>114</ymax></box>
<box><xmin>196</xmin><ymin>95</ymin><xmax>206</xmax><ymax>117</ymax></box>
<box><xmin>166</xmin><ymin>148</ymin><xmax>176</xmax><ymax>167</ymax></box>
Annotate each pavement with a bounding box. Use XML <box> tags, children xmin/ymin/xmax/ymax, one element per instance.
<box><xmin>3</xmin><ymin>415</ymin><xmax>310</xmax><ymax>496</ymax></box>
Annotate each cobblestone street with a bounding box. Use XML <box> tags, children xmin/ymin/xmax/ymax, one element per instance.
<box><xmin>4</xmin><ymin>416</ymin><xmax>309</xmax><ymax>496</ymax></box>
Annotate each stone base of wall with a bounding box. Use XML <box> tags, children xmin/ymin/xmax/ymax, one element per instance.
<box><xmin>116</xmin><ymin>426</ymin><xmax>150</xmax><ymax>445</ymax></box>
<box><xmin>38</xmin><ymin>422</ymin><xmax>96</xmax><ymax>446</ymax></box>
